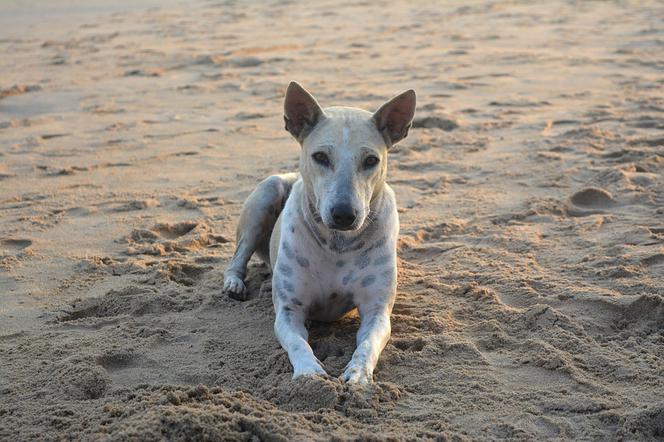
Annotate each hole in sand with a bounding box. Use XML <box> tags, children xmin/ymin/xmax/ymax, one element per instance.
<box><xmin>570</xmin><ymin>187</ymin><xmax>615</xmax><ymax>208</ymax></box>
<box><xmin>153</xmin><ymin>221</ymin><xmax>198</xmax><ymax>239</ymax></box>
<box><xmin>1</xmin><ymin>238</ymin><xmax>32</xmax><ymax>250</ymax></box>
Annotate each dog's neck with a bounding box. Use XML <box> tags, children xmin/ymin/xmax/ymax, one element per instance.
<box><xmin>298</xmin><ymin>187</ymin><xmax>385</xmax><ymax>254</ymax></box>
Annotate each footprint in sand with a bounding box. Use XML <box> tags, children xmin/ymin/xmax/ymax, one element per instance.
<box><xmin>124</xmin><ymin>221</ymin><xmax>229</xmax><ymax>256</ymax></box>
<box><xmin>112</xmin><ymin>198</ymin><xmax>159</xmax><ymax>212</ymax></box>
<box><xmin>392</xmin><ymin>337</ymin><xmax>427</xmax><ymax>352</ymax></box>
<box><xmin>412</xmin><ymin>115</ymin><xmax>459</xmax><ymax>131</ymax></box>
<box><xmin>620</xmin><ymin>294</ymin><xmax>664</xmax><ymax>331</ymax></box>
<box><xmin>1</xmin><ymin>238</ymin><xmax>33</xmax><ymax>254</ymax></box>
<box><xmin>641</xmin><ymin>254</ymin><xmax>664</xmax><ymax>267</ymax></box>
<box><xmin>620</xmin><ymin>404</ymin><xmax>664</xmax><ymax>439</ymax></box>
<box><xmin>58</xmin><ymin>284</ymin><xmax>204</xmax><ymax>322</ymax></box>
<box><xmin>95</xmin><ymin>348</ymin><xmax>141</xmax><ymax>371</ymax></box>
<box><xmin>569</xmin><ymin>187</ymin><xmax>616</xmax><ymax>208</ymax></box>
<box><xmin>153</xmin><ymin>221</ymin><xmax>198</xmax><ymax>239</ymax></box>
<box><xmin>647</xmin><ymin>226</ymin><xmax>664</xmax><ymax>236</ymax></box>
<box><xmin>163</xmin><ymin>262</ymin><xmax>212</xmax><ymax>286</ymax></box>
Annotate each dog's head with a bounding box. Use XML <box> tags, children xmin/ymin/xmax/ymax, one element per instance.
<box><xmin>283</xmin><ymin>81</ymin><xmax>416</xmax><ymax>232</ymax></box>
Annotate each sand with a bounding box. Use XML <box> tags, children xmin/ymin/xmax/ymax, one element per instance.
<box><xmin>1</xmin><ymin>0</ymin><xmax>663</xmax><ymax>440</ymax></box>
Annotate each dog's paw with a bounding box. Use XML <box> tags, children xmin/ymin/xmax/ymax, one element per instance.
<box><xmin>293</xmin><ymin>360</ymin><xmax>328</xmax><ymax>379</ymax></box>
<box><xmin>341</xmin><ymin>363</ymin><xmax>373</xmax><ymax>384</ymax></box>
<box><xmin>223</xmin><ymin>273</ymin><xmax>247</xmax><ymax>300</ymax></box>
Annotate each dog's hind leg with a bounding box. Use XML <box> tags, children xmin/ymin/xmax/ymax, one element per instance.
<box><xmin>223</xmin><ymin>173</ymin><xmax>298</xmax><ymax>300</ymax></box>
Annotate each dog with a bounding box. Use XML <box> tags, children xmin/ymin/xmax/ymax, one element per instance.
<box><xmin>223</xmin><ymin>82</ymin><xmax>416</xmax><ymax>383</ymax></box>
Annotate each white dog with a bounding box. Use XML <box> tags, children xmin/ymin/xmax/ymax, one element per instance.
<box><xmin>223</xmin><ymin>82</ymin><xmax>416</xmax><ymax>383</ymax></box>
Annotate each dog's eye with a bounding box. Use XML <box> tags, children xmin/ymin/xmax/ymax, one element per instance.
<box><xmin>363</xmin><ymin>155</ymin><xmax>379</xmax><ymax>169</ymax></box>
<box><xmin>312</xmin><ymin>152</ymin><xmax>330</xmax><ymax>167</ymax></box>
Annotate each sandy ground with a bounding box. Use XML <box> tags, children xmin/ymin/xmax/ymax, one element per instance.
<box><xmin>1</xmin><ymin>0</ymin><xmax>664</xmax><ymax>440</ymax></box>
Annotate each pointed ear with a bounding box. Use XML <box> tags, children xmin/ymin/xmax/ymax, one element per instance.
<box><xmin>283</xmin><ymin>81</ymin><xmax>325</xmax><ymax>143</ymax></box>
<box><xmin>372</xmin><ymin>89</ymin><xmax>416</xmax><ymax>147</ymax></box>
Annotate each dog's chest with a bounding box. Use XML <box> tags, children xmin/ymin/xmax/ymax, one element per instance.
<box><xmin>274</xmin><ymin>220</ymin><xmax>393</xmax><ymax>318</ymax></box>
<box><xmin>277</xmin><ymin>228</ymin><xmax>367</xmax><ymax>291</ymax></box>
<box><xmin>277</xmin><ymin>247</ymin><xmax>374</xmax><ymax>321</ymax></box>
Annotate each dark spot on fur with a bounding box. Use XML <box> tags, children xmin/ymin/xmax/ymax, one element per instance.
<box><xmin>295</xmin><ymin>255</ymin><xmax>310</xmax><ymax>268</ymax></box>
<box><xmin>274</xmin><ymin>286</ymin><xmax>287</xmax><ymax>301</ymax></box>
<box><xmin>373</xmin><ymin>254</ymin><xmax>391</xmax><ymax>266</ymax></box>
<box><xmin>282</xmin><ymin>279</ymin><xmax>295</xmax><ymax>293</ymax></box>
<box><xmin>365</xmin><ymin>314</ymin><xmax>380</xmax><ymax>329</ymax></box>
<box><xmin>370</xmin><ymin>236</ymin><xmax>387</xmax><ymax>251</ymax></box>
<box><xmin>277</xmin><ymin>263</ymin><xmax>293</xmax><ymax>277</ymax></box>
<box><xmin>273</xmin><ymin>279</ymin><xmax>287</xmax><ymax>300</ymax></box>
<box><xmin>282</xmin><ymin>241</ymin><xmax>295</xmax><ymax>259</ymax></box>
<box><xmin>291</xmin><ymin>297</ymin><xmax>303</xmax><ymax>306</ymax></box>
<box><xmin>381</xmin><ymin>268</ymin><xmax>395</xmax><ymax>282</ymax></box>
<box><xmin>289</xmin><ymin>224</ymin><xmax>295</xmax><ymax>234</ymax></box>
<box><xmin>350</xmin><ymin>240</ymin><xmax>366</xmax><ymax>252</ymax></box>
<box><xmin>342</xmin><ymin>270</ymin><xmax>355</xmax><ymax>286</ymax></box>
<box><xmin>328</xmin><ymin>231</ymin><xmax>364</xmax><ymax>253</ymax></box>
<box><xmin>361</xmin><ymin>274</ymin><xmax>376</xmax><ymax>287</ymax></box>
<box><xmin>336</xmin><ymin>260</ymin><xmax>345</xmax><ymax>268</ymax></box>
<box><xmin>330</xmin><ymin>292</ymin><xmax>338</xmax><ymax>299</ymax></box>
<box><xmin>284</xmin><ymin>306</ymin><xmax>293</xmax><ymax>312</ymax></box>
<box><xmin>355</xmin><ymin>252</ymin><xmax>371</xmax><ymax>270</ymax></box>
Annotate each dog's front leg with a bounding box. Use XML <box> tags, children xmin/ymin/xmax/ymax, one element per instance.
<box><xmin>342</xmin><ymin>302</ymin><xmax>393</xmax><ymax>384</ymax></box>
<box><xmin>274</xmin><ymin>307</ymin><xmax>327</xmax><ymax>378</ymax></box>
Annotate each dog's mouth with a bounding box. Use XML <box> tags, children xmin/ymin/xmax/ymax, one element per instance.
<box><xmin>327</xmin><ymin>223</ymin><xmax>360</xmax><ymax>232</ymax></box>
<box><xmin>324</xmin><ymin>212</ymin><xmax>366</xmax><ymax>232</ymax></box>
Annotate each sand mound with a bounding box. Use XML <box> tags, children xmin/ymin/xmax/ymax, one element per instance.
<box><xmin>89</xmin><ymin>384</ymin><xmax>413</xmax><ymax>441</ymax></box>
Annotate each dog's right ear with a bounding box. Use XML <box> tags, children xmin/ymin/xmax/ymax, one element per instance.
<box><xmin>373</xmin><ymin>89</ymin><xmax>416</xmax><ymax>148</ymax></box>
<box><xmin>284</xmin><ymin>81</ymin><xmax>325</xmax><ymax>143</ymax></box>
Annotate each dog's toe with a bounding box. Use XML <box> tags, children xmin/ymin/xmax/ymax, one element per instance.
<box><xmin>223</xmin><ymin>274</ymin><xmax>247</xmax><ymax>300</ymax></box>
<box><xmin>341</xmin><ymin>364</ymin><xmax>373</xmax><ymax>384</ymax></box>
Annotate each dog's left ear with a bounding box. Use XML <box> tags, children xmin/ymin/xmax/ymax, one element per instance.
<box><xmin>372</xmin><ymin>90</ymin><xmax>416</xmax><ymax>148</ymax></box>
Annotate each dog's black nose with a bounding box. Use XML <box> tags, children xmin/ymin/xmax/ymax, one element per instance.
<box><xmin>331</xmin><ymin>204</ymin><xmax>357</xmax><ymax>228</ymax></box>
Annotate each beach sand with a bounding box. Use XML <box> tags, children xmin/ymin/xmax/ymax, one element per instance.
<box><xmin>1</xmin><ymin>0</ymin><xmax>663</xmax><ymax>439</ymax></box>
